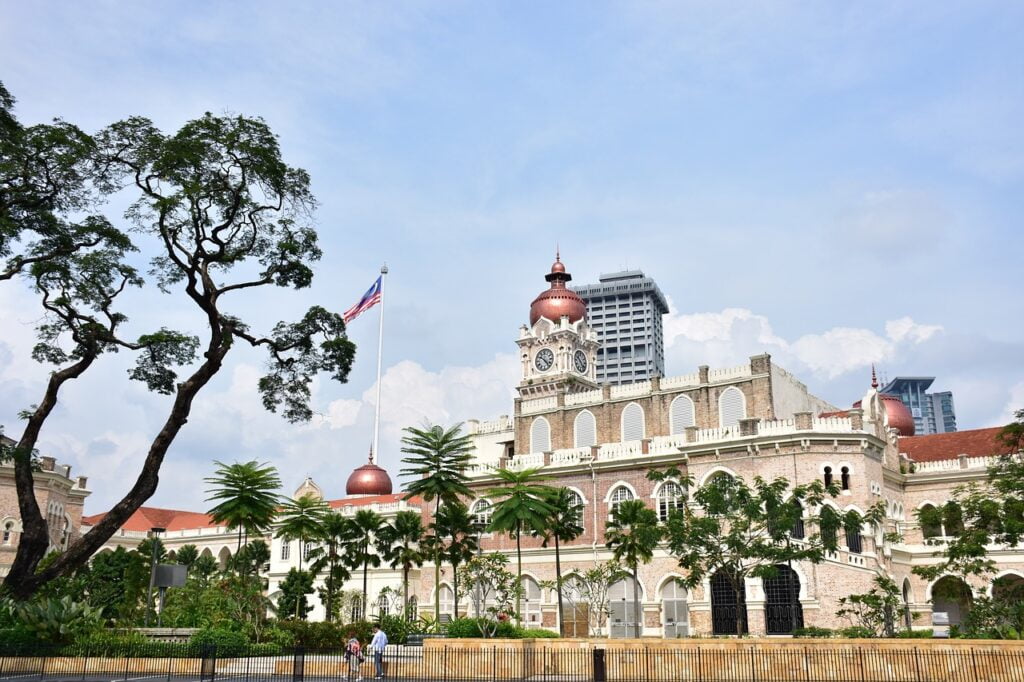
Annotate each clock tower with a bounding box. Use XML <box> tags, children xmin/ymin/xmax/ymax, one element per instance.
<box><xmin>517</xmin><ymin>254</ymin><xmax>599</xmax><ymax>398</ymax></box>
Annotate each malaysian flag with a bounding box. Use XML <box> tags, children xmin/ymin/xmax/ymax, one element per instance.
<box><xmin>343</xmin><ymin>276</ymin><xmax>382</xmax><ymax>324</ymax></box>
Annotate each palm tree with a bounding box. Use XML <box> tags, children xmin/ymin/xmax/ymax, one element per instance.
<box><xmin>175</xmin><ymin>544</ymin><xmax>199</xmax><ymax>568</ymax></box>
<box><xmin>400</xmin><ymin>423</ymin><xmax>475</xmax><ymax>619</ymax></box>
<box><xmin>431</xmin><ymin>501</ymin><xmax>479</xmax><ymax>618</ymax></box>
<box><xmin>486</xmin><ymin>467</ymin><xmax>557</xmax><ymax>626</ymax></box>
<box><xmin>205</xmin><ymin>460</ymin><xmax>282</xmax><ymax>565</ymax></box>
<box><xmin>534</xmin><ymin>487</ymin><xmax>584</xmax><ymax>635</ymax></box>
<box><xmin>308</xmin><ymin>511</ymin><xmax>353</xmax><ymax>621</ymax></box>
<box><xmin>605</xmin><ymin>498</ymin><xmax>662</xmax><ymax>638</ymax></box>
<box><xmin>379</xmin><ymin>510</ymin><xmax>425</xmax><ymax>619</ymax></box>
<box><xmin>275</xmin><ymin>493</ymin><xmax>329</xmax><ymax>571</ymax></box>
<box><xmin>343</xmin><ymin>508</ymin><xmax>384</xmax><ymax>614</ymax></box>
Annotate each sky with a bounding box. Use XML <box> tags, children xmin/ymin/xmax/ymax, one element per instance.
<box><xmin>1</xmin><ymin>1</ymin><xmax>1022</xmax><ymax>514</ymax></box>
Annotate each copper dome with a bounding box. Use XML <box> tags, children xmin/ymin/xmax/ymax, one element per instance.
<box><xmin>346</xmin><ymin>461</ymin><xmax>393</xmax><ymax>496</ymax></box>
<box><xmin>880</xmin><ymin>393</ymin><xmax>915</xmax><ymax>437</ymax></box>
<box><xmin>529</xmin><ymin>255</ymin><xmax>586</xmax><ymax>326</ymax></box>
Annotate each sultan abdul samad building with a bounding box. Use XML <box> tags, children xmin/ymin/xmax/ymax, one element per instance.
<box><xmin>5</xmin><ymin>256</ymin><xmax>1021</xmax><ymax>637</ymax></box>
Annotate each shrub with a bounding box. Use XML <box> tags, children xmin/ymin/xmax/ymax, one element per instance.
<box><xmin>190</xmin><ymin>627</ymin><xmax>250</xmax><ymax>657</ymax></box>
<box><xmin>444</xmin><ymin>618</ymin><xmax>557</xmax><ymax>639</ymax></box>
<box><xmin>377</xmin><ymin>614</ymin><xmax>424</xmax><ymax>645</ymax></box>
<box><xmin>838</xmin><ymin>625</ymin><xmax>876</xmax><ymax>639</ymax></box>
<box><xmin>792</xmin><ymin>627</ymin><xmax>833</xmax><ymax>638</ymax></box>
<box><xmin>274</xmin><ymin>619</ymin><xmax>374</xmax><ymax>649</ymax></box>
<box><xmin>519</xmin><ymin>628</ymin><xmax>559</xmax><ymax>638</ymax></box>
<box><xmin>14</xmin><ymin>597</ymin><xmax>103</xmax><ymax>644</ymax></box>
<box><xmin>895</xmin><ymin>629</ymin><xmax>934</xmax><ymax>639</ymax></box>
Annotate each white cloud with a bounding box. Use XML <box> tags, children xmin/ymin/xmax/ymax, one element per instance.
<box><xmin>885</xmin><ymin>317</ymin><xmax>942</xmax><ymax>344</ymax></box>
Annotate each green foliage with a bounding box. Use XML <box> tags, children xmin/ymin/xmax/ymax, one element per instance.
<box><xmin>443</xmin><ymin>618</ymin><xmax>558</xmax><ymax>639</ymax></box>
<box><xmin>205</xmin><ymin>460</ymin><xmax>283</xmax><ymax>551</ymax></box>
<box><xmin>175</xmin><ymin>544</ymin><xmax>199</xmax><ymax>567</ymax></box>
<box><xmin>605</xmin><ymin>498</ymin><xmax>662</xmax><ymax>638</ymax></box>
<box><xmin>275</xmin><ymin>619</ymin><xmax>374</xmax><ymax>648</ymax></box>
<box><xmin>376</xmin><ymin>613</ymin><xmax>425</xmax><ymax>645</ymax></box>
<box><xmin>377</xmin><ymin>510</ymin><xmax>425</xmax><ymax>619</ymax></box>
<box><xmin>560</xmin><ymin>561</ymin><xmax>628</xmax><ymax>637</ymax></box>
<box><xmin>895</xmin><ymin>629</ymin><xmax>934</xmax><ymax>638</ymax></box>
<box><xmin>836</xmin><ymin>575</ymin><xmax>902</xmax><ymax>637</ymax></box>
<box><xmin>81</xmin><ymin>546</ymin><xmax>148</xmax><ymax>623</ymax></box>
<box><xmin>430</xmin><ymin>501</ymin><xmax>478</xmax><ymax>617</ymax></box>
<box><xmin>837</xmin><ymin>625</ymin><xmax>876</xmax><ymax>638</ymax></box>
<box><xmin>189</xmin><ymin>627</ymin><xmax>250</xmax><ymax>656</ymax></box>
<box><xmin>276</xmin><ymin>568</ymin><xmax>315</xmax><ymax>621</ymax></box>
<box><xmin>792</xmin><ymin>626</ymin><xmax>834</xmax><ymax>638</ymax></box>
<box><xmin>956</xmin><ymin>594</ymin><xmax>1024</xmax><ymax>639</ymax></box>
<box><xmin>275</xmin><ymin>493</ymin><xmax>328</xmax><ymax>570</ymax></box>
<box><xmin>457</xmin><ymin>553</ymin><xmax>521</xmax><ymax>637</ymax></box>
<box><xmin>309</xmin><ymin>511</ymin><xmax>353</xmax><ymax>621</ymax></box>
<box><xmin>13</xmin><ymin>596</ymin><xmax>103</xmax><ymax>644</ymax></box>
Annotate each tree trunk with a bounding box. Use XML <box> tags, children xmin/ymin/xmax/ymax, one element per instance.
<box><xmin>632</xmin><ymin>565</ymin><xmax>642</xmax><ymax>638</ymax></box>
<box><xmin>515</xmin><ymin>525</ymin><xmax>523</xmax><ymax>628</ymax></box>
<box><xmin>434</xmin><ymin>499</ymin><xmax>441</xmax><ymax>622</ymax></box>
<box><xmin>402</xmin><ymin>564</ymin><xmax>410</xmax><ymax>621</ymax></box>
<box><xmin>452</xmin><ymin>559</ymin><xmax>459</xmax><ymax>619</ymax></box>
<box><xmin>4</xmin><ymin>331</ymin><xmax>230</xmax><ymax>599</ymax></box>
<box><xmin>554</xmin><ymin>533</ymin><xmax>564</xmax><ymax>636</ymax></box>
<box><xmin>734</xmin><ymin>581</ymin><xmax>744</xmax><ymax>636</ymax></box>
<box><xmin>362</xmin><ymin>557</ymin><xmax>369</xmax><ymax>620</ymax></box>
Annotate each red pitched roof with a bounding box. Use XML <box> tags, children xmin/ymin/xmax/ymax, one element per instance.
<box><xmin>899</xmin><ymin>427</ymin><xmax>1010</xmax><ymax>462</ymax></box>
<box><xmin>81</xmin><ymin>506</ymin><xmax>223</xmax><ymax>532</ymax></box>
<box><xmin>326</xmin><ymin>493</ymin><xmax>421</xmax><ymax>509</ymax></box>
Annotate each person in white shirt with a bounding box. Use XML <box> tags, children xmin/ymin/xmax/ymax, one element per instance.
<box><xmin>370</xmin><ymin>624</ymin><xmax>389</xmax><ymax>679</ymax></box>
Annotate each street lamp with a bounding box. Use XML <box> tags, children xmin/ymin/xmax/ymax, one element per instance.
<box><xmin>145</xmin><ymin>526</ymin><xmax>165</xmax><ymax>627</ymax></box>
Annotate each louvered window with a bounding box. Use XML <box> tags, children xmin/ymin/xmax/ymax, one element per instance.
<box><xmin>621</xmin><ymin>403</ymin><xmax>645</xmax><ymax>441</ymax></box>
<box><xmin>670</xmin><ymin>395</ymin><xmax>695</xmax><ymax>434</ymax></box>
<box><xmin>574</xmin><ymin>410</ymin><xmax>597</xmax><ymax>447</ymax></box>
<box><xmin>530</xmin><ymin>417</ymin><xmax>551</xmax><ymax>453</ymax></box>
<box><xmin>718</xmin><ymin>387</ymin><xmax>746</xmax><ymax>428</ymax></box>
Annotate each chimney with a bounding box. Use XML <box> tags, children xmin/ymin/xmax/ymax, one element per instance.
<box><xmin>40</xmin><ymin>456</ymin><xmax>56</xmax><ymax>472</ymax></box>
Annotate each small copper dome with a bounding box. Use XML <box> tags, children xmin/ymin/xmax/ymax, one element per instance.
<box><xmin>880</xmin><ymin>393</ymin><xmax>915</xmax><ymax>437</ymax></box>
<box><xmin>346</xmin><ymin>461</ymin><xmax>393</xmax><ymax>496</ymax></box>
<box><xmin>529</xmin><ymin>255</ymin><xmax>586</xmax><ymax>326</ymax></box>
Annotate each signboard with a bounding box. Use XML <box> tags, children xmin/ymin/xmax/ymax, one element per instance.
<box><xmin>154</xmin><ymin>564</ymin><xmax>187</xmax><ymax>588</ymax></box>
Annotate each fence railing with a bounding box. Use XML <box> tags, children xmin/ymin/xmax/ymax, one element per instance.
<box><xmin>3</xmin><ymin>643</ymin><xmax>1024</xmax><ymax>682</ymax></box>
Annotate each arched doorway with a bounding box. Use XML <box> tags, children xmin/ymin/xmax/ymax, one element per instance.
<box><xmin>521</xmin><ymin>576</ymin><xmax>542</xmax><ymax>629</ymax></box>
<box><xmin>711</xmin><ymin>571</ymin><xmax>747</xmax><ymax>635</ymax></box>
<box><xmin>609</xmin><ymin>575</ymin><xmax>640</xmax><ymax>638</ymax></box>
<box><xmin>993</xmin><ymin>574</ymin><xmax>1024</xmax><ymax>603</ymax></box>
<box><xmin>217</xmin><ymin>547</ymin><xmax>232</xmax><ymax>570</ymax></box>
<box><xmin>931</xmin><ymin>576</ymin><xmax>972</xmax><ymax>627</ymax></box>
<box><xmin>763</xmin><ymin>565</ymin><xmax>803</xmax><ymax>634</ymax></box>
<box><xmin>902</xmin><ymin>579</ymin><xmax>913</xmax><ymax>630</ymax></box>
<box><xmin>438</xmin><ymin>585</ymin><xmax>455</xmax><ymax>623</ymax></box>
<box><xmin>660</xmin><ymin>580</ymin><xmax>689</xmax><ymax>638</ymax></box>
<box><xmin>560</xmin><ymin>576</ymin><xmax>589</xmax><ymax>637</ymax></box>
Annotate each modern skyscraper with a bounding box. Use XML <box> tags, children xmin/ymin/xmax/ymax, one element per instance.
<box><xmin>571</xmin><ymin>270</ymin><xmax>669</xmax><ymax>385</ymax></box>
<box><xmin>879</xmin><ymin>376</ymin><xmax>957</xmax><ymax>434</ymax></box>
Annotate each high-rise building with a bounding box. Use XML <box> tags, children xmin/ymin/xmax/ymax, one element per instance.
<box><xmin>879</xmin><ymin>376</ymin><xmax>957</xmax><ymax>434</ymax></box>
<box><xmin>571</xmin><ymin>269</ymin><xmax>668</xmax><ymax>385</ymax></box>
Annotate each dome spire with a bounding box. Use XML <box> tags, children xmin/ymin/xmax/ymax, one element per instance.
<box><xmin>531</xmin><ymin>253</ymin><xmax>586</xmax><ymax>326</ymax></box>
<box><xmin>871</xmin><ymin>365</ymin><xmax>878</xmax><ymax>389</ymax></box>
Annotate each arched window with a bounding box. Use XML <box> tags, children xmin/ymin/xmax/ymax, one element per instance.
<box><xmin>661</xmin><ymin>580</ymin><xmax>689</xmax><ymax>638</ymax></box>
<box><xmin>931</xmin><ymin>576</ymin><xmax>972</xmax><ymax>626</ymax></box>
<box><xmin>438</xmin><ymin>585</ymin><xmax>455</xmax><ymax>621</ymax></box>
<box><xmin>217</xmin><ymin>547</ymin><xmax>232</xmax><ymax>570</ymax></box>
<box><xmin>376</xmin><ymin>593</ymin><xmax>390</xmax><ymax>617</ymax></box>
<box><xmin>521</xmin><ymin>576</ymin><xmax>542</xmax><ymax>628</ymax></box>
<box><xmin>764</xmin><ymin>565</ymin><xmax>803</xmax><ymax>634</ymax></box>
<box><xmin>944</xmin><ymin>502</ymin><xmax>964</xmax><ymax>537</ymax></box>
<box><xmin>846</xmin><ymin>518</ymin><xmax>863</xmax><ymax>554</ymax></box>
<box><xmin>471</xmin><ymin>499</ymin><xmax>493</xmax><ymax>529</ymax></box>
<box><xmin>657</xmin><ymin>482</ymin><xmax>684</xmax><ymax>522</ymax></box>
<box><xmin>609</xmin><ymin>485</ymin><xmax>634</xmax><ymax>515</ymax></box>
<box><xmin>840</xmin><ymin>466</ymin><xmax>851</xmax><ymax>490</ymax></box>
<box><xmin>574</xmin><ymin>410</ymin><xmax>597</xmax><ymax>447</ymax></box>
<box><xmin>530</xmin><ymin>417</ymin><xmax>551</xmax><ymax>453</ymax></box>
<box><xmin>621</xmin><ymin>403</ymin><xmax>645</xmax><ymax>441</ymax></box>
<box><xmin>565</xmin><ymin>489</ymin><xmax>585</xmax><ymax>531</ymax></box>
<box><xmin>280</xmin><ymin>540</ymin><xmax>291</xmax><ymax>561</ymax></box>
<box><xmin>790</xmin><ymin>501</ymin><xmax>805</xmax><ymax>540</ymax></box>
<box><xmin>2</xmin><ymin>520</ymin><xmax>14</xmax><ymax>545</ymax></box>
<box><xmin>711</xmin><ymin>571</ymin><xmax>747</xmax><ymax>635</ymax></box>
<box><xmin>350</xmin><ymin>595</ymin><xmax>364</xmax><ymax>622</ymax></box>
<box><xmin>823</xmin><ymin>466</ymin><xmax>833</xmax><ymax>488</ymax></box>
<box><xmin>718</xmin><ymin>387</ymin><xmax>746</xmax><ymax>428</ymax></box>
<box><xmin>560</xmin><ymin>576</ymin><xmax>588</xmax><ymax>637</ymax></box>
<box><xmin>609</xmin><ymin>575</ymin><xmax>641</xmax><ymax>638</ymax></box>
<box><xmin>669</xmin><ymin>395</ymin><xmax>695</xmax><ymax>434</ymax></box>
<box><xmin>993</xmin><ymin>574</ymin><xmax>1024</xmax><ymax>604</ymax></box>
<box><xmin>406</xmin><ymin>596</ymin><xmax>418</xmax><ymax>622</ymax></box>
<box><xmin>902</xmin><ymin>579</ymin><xmax>913</xmax><ymax>630</ymax></box>
<box><xmin>919</xmin><ymin>504</ymin><xmax>942</xmax><ymax>539</ymax></box>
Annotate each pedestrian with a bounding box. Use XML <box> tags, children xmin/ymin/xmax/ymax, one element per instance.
<box><xmin>344</xmin><ymin>631</ymin><xmax>363</xmax><ymax>682</ymax></box>
<box><xmin>370</xmin><ymin>623</ymin><xmax>389</xmax><ymax>679</ymax></box>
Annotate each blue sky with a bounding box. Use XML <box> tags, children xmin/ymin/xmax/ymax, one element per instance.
<box><xmin>1</xmin><ymin>1</ymin><xmax>1022</xmax><ymax>512</ymax></box>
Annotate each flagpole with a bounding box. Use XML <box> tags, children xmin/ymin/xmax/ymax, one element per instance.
<box><xmin>372</xmin><ymin>264</ymin><xmax>387</xmax><ymax>465</ymax></box>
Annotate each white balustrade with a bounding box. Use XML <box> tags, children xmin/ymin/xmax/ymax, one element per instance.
<box><xmin>660</xmin><ymin>372</ymin><xmax>701</xmax><ymax>389</ymax></box>
<box><xmin>597</xmin><ymin>440</ymin><xmax>644</xmax><ymax>461</ymax></box>
<box><xmin>812</xmin><ymin>416</ymin><xmax>854</xmax><ymax>432</ymax></box>
<box><xmin>565</xmin><ymin>389</ymin><xmax>602</xmax><ymax>407</ymax></box>
<box><xmin>550</xmin><ymin>446</ymin><xmax>593</xmax><ymax>466</ymax></box>
<box><xmin>609</xmin><ymin>380</ymin><xmax>652</xmax><ymax>399</ymax></box>
<box><xmin>707</xmin><ymin>364</ymin><xmax>751</xmax><ymax>382</ymax></box>
<box><xmin>521</xmin><ymin>396</ymin><xmax>557</xmax><ymax>415</ymax></box>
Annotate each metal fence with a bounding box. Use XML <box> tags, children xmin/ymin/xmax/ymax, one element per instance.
<box><xmin>2</xmin><ymin>644</ymin><xmax>1024</xmax><ymax>682</ymax></box>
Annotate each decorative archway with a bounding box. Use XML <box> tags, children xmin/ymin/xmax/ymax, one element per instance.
<box><xmin>609</xmin><ymin>575</ymin><xmax>642</xmax><ymax>638</ymax></box>
<box><xmin>521</xmin><ymin>576</ymin><xmax>542</xmax><ymax>629</ymax></box>
<box><xmin>660</xmin><ymin>579</ymin><xmax>689</xmax><ymax>638</ymax></box>
<box><xmin>763</xmin><ymin>565</ymin><xmax>803</xmax><ymax>634</ymax></box>
<box><xmin>710</xmin><ymin>571</ymin><xmax>747</xmax><ymax>635</ymax></box>
<box><xmin>560</xmin><ymin>575</ymin><xmax>589</xmax><ymax>638</ymax></box>
<box><xmin>930</xmin><ymin>576</ymin><xmax>972</xmax><ymax>626</ymax></box>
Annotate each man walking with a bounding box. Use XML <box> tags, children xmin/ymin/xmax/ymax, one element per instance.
<box><xmin>370</xmin><ymin>623</ymin><xmax>388</xmax><ymax>679</ymax></box>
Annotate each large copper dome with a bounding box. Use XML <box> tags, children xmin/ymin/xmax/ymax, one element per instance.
<box><xmin>880</xmin><ymin>393</ymin><xmax>915</xmax><ymax>437</ymax></box>
<box><xmin>346</xmin><ymin>461</ymin><xmax>393</xmax><ymax>496</ymax></box>
<box><xmin>529</xmin><ymin>255</ymin><xmax>586</xmax><ymax>326</ymax></box>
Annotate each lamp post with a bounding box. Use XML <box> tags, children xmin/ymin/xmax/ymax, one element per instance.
<box><xmin>145</xmin><ymin>526</ymin><xmax>165</xmax><ymax>627</ymax></box>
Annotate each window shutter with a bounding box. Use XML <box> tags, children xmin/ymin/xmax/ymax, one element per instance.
<box><xmin>574</xmin><ymin>411</ymin><xmax>597</xmax><ymax>447</ymax></box>
<box><xmin>719</xmin><ymin>387</ymin><xmax>746</xmax><ymax>428</ymax></box>
<box><xmin>621</xmin><ymin>403</ymin><xmax>645</xmax><ymax>441</ymax></box>
<box><xmin>530</xmin><ymin>417</ymin><xmax>551</xmax><ymax>453</ymax></box>
<box><xmin>670</xmin><ymin>395</ymin><xmax>695</xmax><ymax>434</ymax></box>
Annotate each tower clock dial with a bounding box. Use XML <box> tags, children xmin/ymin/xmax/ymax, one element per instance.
<box><xmin>573</xmin><ymin>350</ymin><xmax>588</xmax><ymax>373</ymax></box>
<box><xmin>535</xmin><ymin>348</ymin><xmax>554</xmax><ymax>372</ymax></box>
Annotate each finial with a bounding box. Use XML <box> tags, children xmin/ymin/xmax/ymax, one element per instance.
<box><xmin>870</xmin><ymin>365</ymin><xmax>878</xmax><ymax>389</ymax></box>
<box><xmin>556</xmin><ymin>244</ymin><xmax>560</xmax><ymax>262</ymax></box>
<box><xmin>368</xmin><ymin>445</ymin><xmax>374</xmax><ymax>462</ymax></box>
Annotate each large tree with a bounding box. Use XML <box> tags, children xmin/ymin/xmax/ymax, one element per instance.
<box><xmin>308</xmin><ymin>511</ymin><xmax>353</xmax><ymax>622</ymax></box>
<box><xmin>1</xmin><ymin>106</ymin><xmax>356</xmax><ymax>598</ymax></box>
<box><xmin>379</xmin><ymin>510</ymin><xmax>425</xmax><ymax>619</ymax></box>
<box><xmin>431</xmin><ymin>501</ymin><xmax>479</xmax><ymax>619</ymax></box>
<box><xmin>914</xmin><ymin>409</ymin><xmax>1024</xmax><ymax>583</ymax></box>
<box><xmin>605</xmin><ymin>498</ymin><xmax>662</xmax><ymax>638</ymax></box>
<box><xmin>275</xmin><ymin>493</ymin><xmax>329</xmax><ymax>571</ymax></box>
<box><xmin>205</xmin><ymin>460</ymin><xmax>283</xmax><ymax>562</ymax></box>
<box><xmin>534</xmin><ymin>487</ymin><xmax>584</xmax><ymax>636</ymax></box>
<box><xmin>485</xmin><ymin>467</ymin><xmax>556</xmax><ymax>627</ymax></box>
<box><xmin>343</xmin><ymin>508</ymin><xmax>385</xmax><ymax>617</ymax></box>
<box><xmin>654</xmin><ymin>467</ymin><xmax>871</xmax><ymax>636</ymax></box>
<box><xmin>400</xmin><ymin>423</ymin><xmax>474</xmax><ymax>619</ymax></box>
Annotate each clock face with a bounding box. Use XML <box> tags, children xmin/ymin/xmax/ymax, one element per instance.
<box><xmin>535</xmin><ymin>348</ymin><xmax>554</xmax><ymax>372</ymax></box>
<box><xmin>573</xmin><ymin>350</ymin><xmax>588</xmax><ymax>373</ymax></box>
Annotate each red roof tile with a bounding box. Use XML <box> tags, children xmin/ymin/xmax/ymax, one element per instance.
<box><xmin>326</xmin><ymin>493</ymin><xmax>421</xmax><ymax>509</ymax></box>
<box><xmin>899</xmin><ymin>427</ymin><xmax>1010</xmax><ymax>462</ymax></box>
<box><xmin>81</xmin><ymin>506</ymin><xmax>223</xmax><ymax>532</ymax></box>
